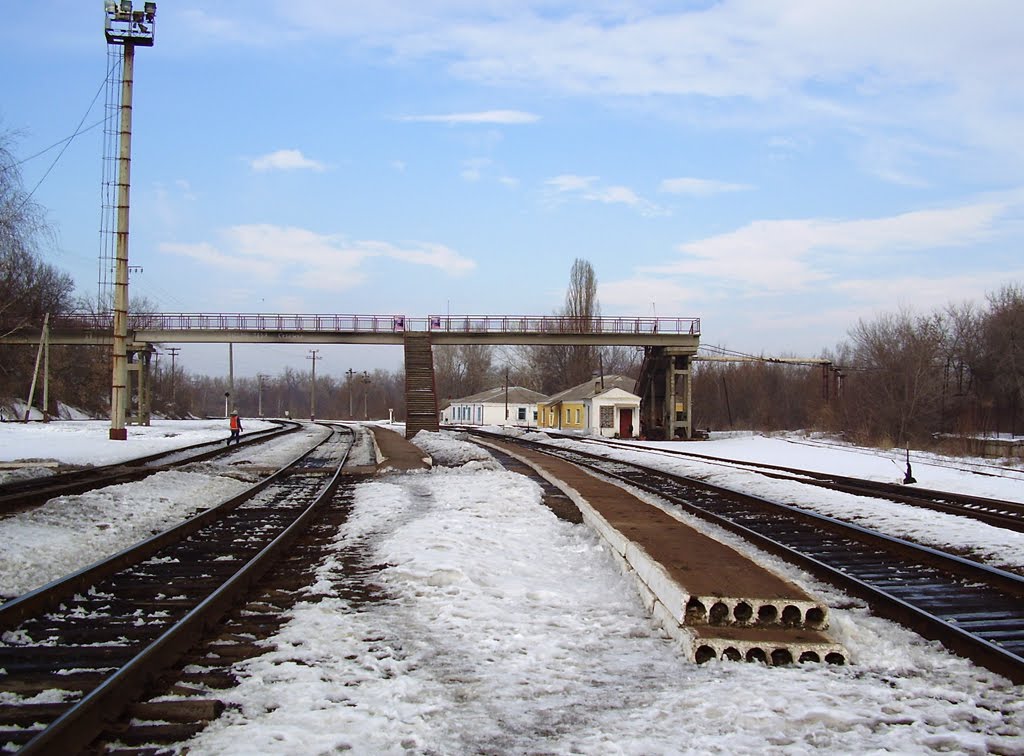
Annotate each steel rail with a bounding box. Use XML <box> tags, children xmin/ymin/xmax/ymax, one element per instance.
<box><xmin>472</xmin><ymin>431</ymin><xmax>1024</xmax><ymax>683</ymax></box>
<box><xmin>0</xmin><ymin>420</ymin><xmax>298</xmax><ymax>515</ymax></box>
<box><xmin>0</xmin><ymin>423</ymin><xmax>322</xmax><ymax>628</ymax></box>
<box><xmin>12</xmin><ymin>426</ymin><xmax>352</xmax><ymax>754</ymax></box>
<box><xmin>557</xmin><ymin>432</ymin><xmax>1024</xmax><ymax>533</ymax></box>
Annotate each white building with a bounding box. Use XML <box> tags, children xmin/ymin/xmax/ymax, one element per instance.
<box><xmin>441</xmin><ymin>386</ymin><xmax>549</xmax><ymax>427</ymax></box>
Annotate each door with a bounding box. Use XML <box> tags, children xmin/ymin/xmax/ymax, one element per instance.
<box><xmin>619</xmin><ymin>408</ymin><xmax>633</xmax><ymax>437</ymax></box>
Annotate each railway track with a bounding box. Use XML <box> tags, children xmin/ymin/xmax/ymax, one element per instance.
<box><xmin>0</xmin><ymin>420</ymin><xmax>300</xmax><ymax>517</ymax></box>
<box><xmin>468</xmin><ymin>430</ymin><xmax>1024</xmax><ymax>683</ymax></box>
<box><xmin>0</xmin><ymin>424</ymin><xmax>352</xmax><ymax>754</ymax></box>
<box><xmin>550</xmin><ymin>431</ymin><xmax>1024</xmax><ymax>533</ymax></box>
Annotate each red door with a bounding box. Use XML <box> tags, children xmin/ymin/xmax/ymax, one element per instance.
<box><xmin>619</xmin><ymin>408</ymin><xmax>633</xmax><ymax>437</ymax></box>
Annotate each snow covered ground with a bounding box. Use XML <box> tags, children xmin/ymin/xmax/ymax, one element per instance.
<box><xmin>0</xmin><ymin>420</ymin><xmax>327</xmax><ymax>598</ymax></box>
<box><xmin>1</xmin><ymin>422</ymin><xmax>1022</xmax><ymax>753</ymax></box>
<box><xmin>516</xmin><ymin>429</ymin><xmax>1024</xmax><ymax>576</ymax></box>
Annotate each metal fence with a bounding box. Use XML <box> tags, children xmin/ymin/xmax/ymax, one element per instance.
<box><xmin>40</xmin><ymin>313</ymin><xmax>701</xmax><ymax>336</ymax></box>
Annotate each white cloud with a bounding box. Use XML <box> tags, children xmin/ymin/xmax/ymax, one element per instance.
<box><xmin>599</xmin><ymin>278</ymin><xmax>702</xmax><ymax>313</ymax></box>
<box><xmin>660</xmin><ymin>177</ymin><xmax>753</xmax><ymax>196</ymax></box>
<box><xmin>160</xmin><ymin>225</ymin><xmax>476</xmax><ymax>291</ymax></box>
<box><xmin>249</xmin><ymin>149</ymin><xmax>326</xmax><ymax>173</ymax></box>
<box><xmin>399</xmin><ymin>110</ymin><xmax>540</xmax><ymax>125</ymax></box>
<box><xmin>645</xmin><ymin>201</ymin><xmax>1009</xmax><ymax>293</ymax></box>
<box><xmin>545</xmin><ymin>174</ymin><xmax>665</xmax><ymax>216</ymax></box>
<box><xmin>227</xmin><ymin>3</ymin><xmax>1024</xmax><ymax>172</ymax></box>
<box><xmin>461</xmin><ymin>158</ymin><xmax>491</xmax><ymax>182</ymax></box>
<box><xmin>546</xmin><ymin>174</ymin><xmax>598</xmax><ymax>193</ymax></box>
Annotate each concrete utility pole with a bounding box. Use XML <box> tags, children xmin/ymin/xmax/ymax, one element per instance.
<box><xmin>167</xmin><ymin>346</ymin><xmax>179</xmax><ymax>404</ymax></box>
<box><xmin>345</xmin><ymin>367</ymin><xmax>355</xmax><ymax>419</ymax></box>
<box><xmin>228</xmin><ymin>343</ymin><xmax>234</xmax><ymax>411</ymax></box>
<box><xmin>362</xmin><ymin>371</ymin><xmax>371</xmax><ymax>420</ymax></box>
<box><xmin>257</xmin><ymin>373</ymin><xmax>267</xmax><ymax>418</ymax></box>
<box><xmin>308</xmin><ymin>350</ymin><xmax>321</xmax><ymax>420</ymax></box>
<box><xmin>105</xmin><ymin>1</ymin><xmax>156</xmax><ymax>440</ymax></box>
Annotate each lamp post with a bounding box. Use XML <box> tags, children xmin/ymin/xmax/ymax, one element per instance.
<box><xmin>104</xmin><ymin>0</ymin><xmax>156</xmax><ymax>440</ymax></box>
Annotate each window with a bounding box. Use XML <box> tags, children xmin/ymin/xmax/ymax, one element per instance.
<box><xmin>565</xmin><ymin>408</ymin><xmax>571</xmax><ymax>423</ymax></box>
<box><xmin>518</xmin><ymin>407</ymin><xmax>526</xmax><ymax>421</ymax></box>
<box><xmin>575</xmin><ymin>408</ymin><xmax>581</xmax><ymax>424</ymax></box>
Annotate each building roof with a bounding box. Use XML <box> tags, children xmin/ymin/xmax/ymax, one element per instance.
<box><xmin>543</xmin><ymin>374</ymin><xmax>639</xmax><ymax>403</ymax></box>
<box><xmin>449</xmin><ymin>386</ymin><xmax>550</xmax><ymax>405</ymax></box>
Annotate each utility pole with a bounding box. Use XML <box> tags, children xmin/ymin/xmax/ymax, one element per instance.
<box><xmin>504</xmin><ymin>367</ymin><xmax>509</xmax><ymax>423</ymax></box>
<box><xmin>167</xmin><ymin>346</ymin><xmax>179</xmax><ymax>404</ymax></box>
<box><xmin>308</xmin><ymin>350</ymin><xmax>321</xmax><ymax>420</ymax></box>
<box><xmin>362</xmin><ymin>370</ymin><xmax>371</xmax><ymax>420</ymax></box>
<box><xmin>225</xmin><ymin>342</ymin><xmax>234</xmax><ymax>417</ymax></box>
<box><xmin>105</xmin><ymin>1</ymin><xmax>156</xmax><ymax>440</ymax></box>
<box><xmin>345</xmin><ymin>367</ymin><xmax>355</xmax><ymax>419</ymax></box>
<box><xmin>257</xmin><ymin>373</ymin><xmax>268</xmax><ymax>418</ymax></box>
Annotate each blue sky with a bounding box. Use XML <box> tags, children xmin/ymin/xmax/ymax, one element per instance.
<box><xmin>3</xmin><ymin>1</ymin><xmax>1023</xmax><ymax>379</ymax></box>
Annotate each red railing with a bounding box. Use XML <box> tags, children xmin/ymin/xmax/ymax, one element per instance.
<box><xmin>27</xmin><ymin>312</ymin><xmax>701</xmax><ymax>336</ymax></box>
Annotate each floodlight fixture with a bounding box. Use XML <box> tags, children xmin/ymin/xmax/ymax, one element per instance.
<box><xmin>105</xmin><ymin>0</ymin><xmax>155</xmax><ymax>45</ymax></box>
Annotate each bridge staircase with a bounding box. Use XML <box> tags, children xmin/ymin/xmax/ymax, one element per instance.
<box><xmin>404</xmin><ymin>332</ymin><xmax>439</xmax><ymax>438</ymax></box>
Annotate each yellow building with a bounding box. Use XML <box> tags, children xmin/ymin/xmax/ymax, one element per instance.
<box><xmin>536</xmin><ymin>375</ymin><xmax>640</xmax><ymax>437</ymax></box>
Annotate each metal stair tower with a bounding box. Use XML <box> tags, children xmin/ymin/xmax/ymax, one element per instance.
<box><xmin>404</xmin><ymin>332</ymin><xmax>439</xmax><ymax>438</ymax></box>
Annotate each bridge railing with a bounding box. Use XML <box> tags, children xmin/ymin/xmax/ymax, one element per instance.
<box><xmin>23</xmin><ymin>312</ymin><xmax>701</xmax><ymax>336</ymax></box>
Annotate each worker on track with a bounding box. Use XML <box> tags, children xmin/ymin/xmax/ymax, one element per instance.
<box><xmin>227</xmin><ymin>410</ymin><xmax>243</xmax><ymax>445</ymax></box>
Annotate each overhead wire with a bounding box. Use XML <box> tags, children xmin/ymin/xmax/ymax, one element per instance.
<box><xmin>13</xmin><ymin>58</ymin><xmax>120</xmax><ymax>213</ymax></box>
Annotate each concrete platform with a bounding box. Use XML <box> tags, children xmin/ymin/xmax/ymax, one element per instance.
<box><xmin>477</xmin><ymin>437</ymin><xmax>849</xmax><ymax>666</ymax></box>
<box><xmin>368</xmin><ymin>426</ymin><xmax>432</xmax><ymax>472</ymax></box>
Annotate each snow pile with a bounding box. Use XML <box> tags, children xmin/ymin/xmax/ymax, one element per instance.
<box><xmin>411</xmin><ymin>430</ymin><xmax>501</xmax><ymax>469</ymax></box>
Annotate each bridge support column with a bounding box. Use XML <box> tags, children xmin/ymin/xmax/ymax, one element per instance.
<box><xmin>127</xmin><ymin>345</ymin><xmax>153</xmax><ymax>427</ymax></box>
<box><xmin>638</xmin><ymin>346</ymin><xmax>697</xmax><ymax>440</ymax></box>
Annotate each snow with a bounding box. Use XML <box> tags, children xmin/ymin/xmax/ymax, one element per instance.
<box><xmin>0</xmin><ymin>421</ymin><xmax>329</xmax><ymax>599</ymax></box>
<box><xmin>0</xmin><ymin>418</ymin><xmax>278</xmax><ymax>468</ymax></box>
<box><xmin>516</xmin><ymin>430</ymin><xmax>1024</xmax><ymax>575</ymax></box>
<box><xmin>0</xmin><ymin>422</ymin><xmax>1022</xmax><ymax>753</ymax></box>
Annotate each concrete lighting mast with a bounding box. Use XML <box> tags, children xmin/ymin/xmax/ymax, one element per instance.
<box><xmin>104</xmin><ymin>1</ymin><xmax>156</xmax><ymax>440</ymax></box>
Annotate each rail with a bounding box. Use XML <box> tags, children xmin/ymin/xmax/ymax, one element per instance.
<box><xmin>5</xmin><ymin>312</ymin><xmax>701</xmax><ymax>337</ymax></box>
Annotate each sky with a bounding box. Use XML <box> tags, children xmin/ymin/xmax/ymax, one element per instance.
<box><xmin>0</xmin><ymin>421</ymin><xmax>1021</xmax><ymax>752</ymax></box>
<box><xmin>3</xmin><ymin>1</ymin><xmax>1024</xmax><ymax>379</ymax></box>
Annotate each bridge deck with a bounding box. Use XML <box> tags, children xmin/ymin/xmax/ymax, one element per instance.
<box><xmin>1</xmin><ymin>313</ymin><xmax>701</xmax><ymax>347</ymax></box>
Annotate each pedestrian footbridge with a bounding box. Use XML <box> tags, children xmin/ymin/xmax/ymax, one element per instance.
<box><xmin>1</xmin><ymin>312</ymin><xmax>701</xmax><ymax>438</ymax></box>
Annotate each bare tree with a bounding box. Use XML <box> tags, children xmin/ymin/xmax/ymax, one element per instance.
<box><xmin>0</xmin><ymin>130</ymin><xmax>75</xmax><ymax>404</ymax></box>
<box><xmin>525</xmin><ymin>258</ymin><xmax>602</xmax><ymax>394</ymax></box>
<box><xmin>843</xmin><ymin>308</ymin><xmax>945</xmax><ymax>445</ymax></box>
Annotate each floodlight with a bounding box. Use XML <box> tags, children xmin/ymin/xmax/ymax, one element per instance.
<box><xmin>105</xmin><ymin>1</ymin><xmax>116</xmax><ymax>12</ymax></box>
<box><xmin>119</xmin><ymin>1</ymin><xmax>132</xmax><ymax>13</ymax></box>
<box><xmin>144</xmin><ymin>2</ymin><xmax>156</xmax><ymax>21</ymax></box>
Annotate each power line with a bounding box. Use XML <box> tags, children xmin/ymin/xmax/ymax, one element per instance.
<box><xmin>14</xmin><ymin>58</ymin><xmax>120</xmax><ymax>212</ymax></box>
<box><xmin>1</xmin><ymin>119</ymin><xmax>105</xmax><ymax>174</ymax></box>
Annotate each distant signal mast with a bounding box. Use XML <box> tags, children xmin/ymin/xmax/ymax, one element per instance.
<box><xmin>102</xmin><ymin>1</ymin><xmax>156</xmax><ymax>440</ymax></box>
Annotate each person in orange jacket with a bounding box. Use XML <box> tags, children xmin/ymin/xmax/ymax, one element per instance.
<box><xmin>227</xmin><ymin>410</ymin><xmax>243</xmax><ymax>445</ymax></box>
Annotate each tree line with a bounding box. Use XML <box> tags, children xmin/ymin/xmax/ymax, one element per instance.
<box><xmin>693</xmin><ymin>286</ymin><xmax>1024</xmax><ymax>447</ymax></box>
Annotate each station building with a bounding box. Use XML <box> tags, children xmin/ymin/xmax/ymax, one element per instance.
<box><xmin>440</xmin><ymin>386</ymin><xmax>549</xmax><ymax>427</ymax></box>
<box><xmin>537</xmin><ymin>375</ymin><xmax>641</xmax><ymax>438</ymax></box>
